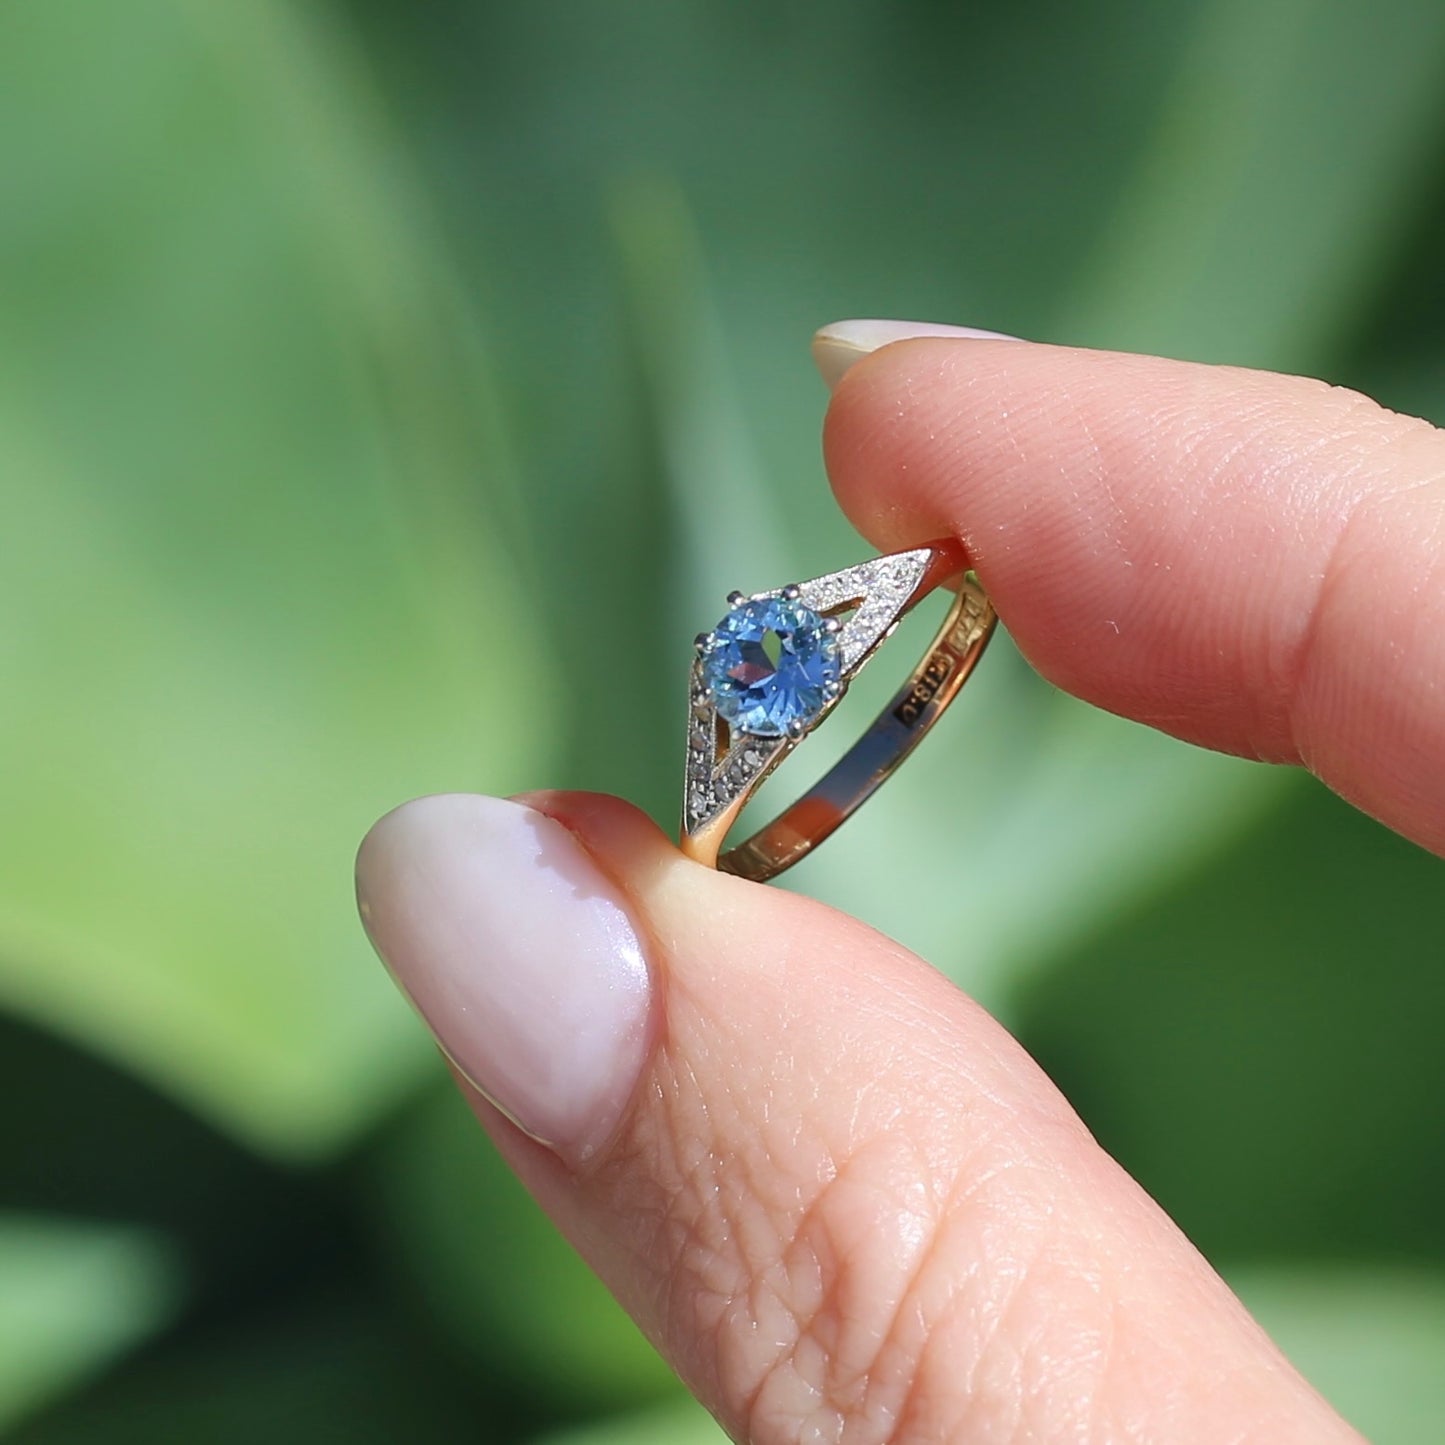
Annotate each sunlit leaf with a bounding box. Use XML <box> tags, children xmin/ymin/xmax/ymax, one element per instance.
<box><xmin>1233</xmin><ymin>1266</ymin><xmax>1445</xmax><ymax>1445</ymax></box>
<box><xmin>0</xmin><ymin>0</ymin><xmax>552</xmax><ymax>1156</ymax></box>
<box><xmin>610</xmin><ymin>172</ymin><xmax>792</xmax><ymax>616</ymax></box>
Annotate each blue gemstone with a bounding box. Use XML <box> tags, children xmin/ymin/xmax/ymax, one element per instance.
<box><xmin>700</xmin><ymin>596</ymin><xmax>841</xmax><ymax>737</ymax></box>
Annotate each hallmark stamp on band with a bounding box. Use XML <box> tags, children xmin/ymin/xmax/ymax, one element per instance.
<box><xmin>894</xmin><ymin>651</ymin><xmax>955</xmax><ymax>727</ymax></box>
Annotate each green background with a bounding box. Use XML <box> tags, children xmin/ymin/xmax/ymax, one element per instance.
<box><xmin>2</xmin><ymin>1</ymin><xmax>1443</xmax><ymax>1440</ymax></box>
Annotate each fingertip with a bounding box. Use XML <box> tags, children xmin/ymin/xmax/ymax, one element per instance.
<box><xmin>821</xmin><ymin>336</ymin><xmax>1013</xmax><ymax>557</ymax></box>
<box><xmin>355</xmin><ymin>791</ymin><xmax>658</xmax><ymax>1167</ymax></box>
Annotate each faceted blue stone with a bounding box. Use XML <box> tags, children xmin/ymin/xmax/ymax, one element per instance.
<box><xmin>700</xmin><ymin>596</ymin><xmax>841</xmax><ymax>737</ymax></box>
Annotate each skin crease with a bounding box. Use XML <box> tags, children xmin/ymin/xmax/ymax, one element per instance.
<box><xmin>359</xmin><ymin>342</ymin><xmax>1445</xmax><ymax>1444</ymax></box>
<box><xmin>470</xmin><ymin>790</ymin><xmax>1358</xmax><ymax>1445</ymax></box>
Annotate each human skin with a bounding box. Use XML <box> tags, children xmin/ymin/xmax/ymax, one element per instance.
<box><xmin>356</xmin><ymin>323</ymin><xmax>1445</xmax><ymax>1443</ymax></box>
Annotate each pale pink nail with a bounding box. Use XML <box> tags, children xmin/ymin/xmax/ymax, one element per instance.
<box><xmin>355</xmin><ymin>794</ymin><xmax>652</xmax><ymax>1165</ymax></box>
<box><xmin>811</xmin><ymin>318</ymin><xmax>1022</xmax><ymax>390</ymax></box>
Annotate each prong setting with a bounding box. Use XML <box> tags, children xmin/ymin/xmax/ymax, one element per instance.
<box><xmin>823</xmin><ymin>615</ymin><xmax>842</xmax><ymax>635</ymax></box>
<box><xmin>698</xmin><ymin>594</ymin><xmax>843</xmax><ymax>739</ymax></box>
<box><xmin>782</xmin><ymin>583</ymin><xmax>802</xmax><ymax>601</ymax></box>
<box><xmin>694</xmin><ymin>631</ymin><xmax>710</xmax><ymax>654</ymax></box>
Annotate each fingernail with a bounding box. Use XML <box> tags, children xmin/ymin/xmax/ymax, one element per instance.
<box><xmin>811</xmin><ymin>318</ymin><xmax>1022</xmax><ymax>391</ymax></box>
<box><xmin>356</xmin><ymin>793</ymin><xmax>652</xmax><ymax>1165</ymax></box>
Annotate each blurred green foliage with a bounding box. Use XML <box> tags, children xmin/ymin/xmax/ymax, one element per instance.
<box><xmin>1</xmin><ymin>0</ymin><xmax>1442</xmax><ymax>1440</ymax></box>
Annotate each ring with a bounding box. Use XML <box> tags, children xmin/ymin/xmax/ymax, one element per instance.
<box><xmin>681</xmin><ymin>539</ymin><xmax>996</xmax><ymax>881</ymax></box>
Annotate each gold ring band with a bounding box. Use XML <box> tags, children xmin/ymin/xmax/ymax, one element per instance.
<box><xmin>680</xmin><ymin>539</ymin><xmax>996</xmax><ymax>881</ymax></box>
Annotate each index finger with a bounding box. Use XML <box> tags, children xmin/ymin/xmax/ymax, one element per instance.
<box><xmin>817</xmin><ymin>323</ymin><xmax>1445</xmax><ymax>855</ymax></box>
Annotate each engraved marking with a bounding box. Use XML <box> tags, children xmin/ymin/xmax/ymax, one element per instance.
<box><xmin>893</xmin><ymin>590</ymin><xmax>991</xmax><ymax>727</ymax></box>
<box><xmin>945</xmin><ymin>591</ymin><xmax>989</xmax><ymax>652</ymax></box>
<box><xmin>893</xmin><ymin>650</ymin><xmax>954</xmax><ymax>727</ymax></box>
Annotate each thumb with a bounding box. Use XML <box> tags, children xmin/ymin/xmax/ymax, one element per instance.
<box><xmin>356</xmin><ymin>790</ymin><xmax>1359</xmax><ymax>1445</ymax></box>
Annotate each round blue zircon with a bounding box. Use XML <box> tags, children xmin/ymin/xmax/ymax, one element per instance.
<box><xmin>700</xmin><ymin>595</ymin><xmax>842</xmax><ymax>738</ymax></box>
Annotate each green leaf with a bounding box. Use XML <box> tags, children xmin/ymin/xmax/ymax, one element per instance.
<box><xmin>0</xmin><ymin>0</ymin><xmax>552</xmax><ymax>1156</ymax></box>
<box><xmin>609</xmin><ymin>172</ymin><xmax>794</xmax><ymax>616</ymax></box>
<box><xmin>1013</xmin><ymin>781</ymin><xmax>1445</xmax><ymax>1264</ymax></box>
<box><xmin>536</xmin><ymin>1398</ymin><xmax>728</xmax><ymax>1445</ymax></box>
<box><xmin>1064</xmin><ymin>0</ymin><xmax>1445</xmax><ymax>367</ymax></box>
<box><xmin>0</xmin><ymin>1217</ymin><xmax>179</xmax><ymax>1433</ymax></box>
<box><xmin>7</xmin><ymin>1285</ymin><xmax>492</xmax><ymax>1445</ymax></box>
<box><xmin>370</xmin><ymin>1086</ymin><xmax>680</xmax><ymax>1412</ymax></box>
<box><xmin>0</xmin><ymin>1014</ymin><xmax>320</xmax><ymax>1293</ymax></box>
<box><xmin>1233</xmin><ymin>1266</ymin><xmax>1445</xmax><ymax>1444</ymax></box>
